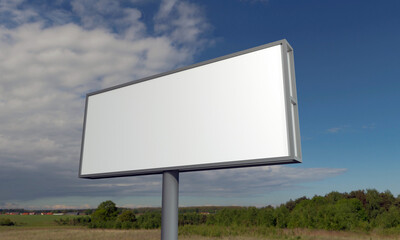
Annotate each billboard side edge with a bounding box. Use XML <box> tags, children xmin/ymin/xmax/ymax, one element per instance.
<box><xmin>289</xmin><ymin>45</ymin><xmax>302</xmax><ymax>161</ymax></box>
<box><xmin>79</xmin><ymin>95</ymin><xmax>89</xmax><ymax>178</ymax></box>
<box><xmin>281</xmin><ymin>41</ymin><xmax>302</xmax><ymax>162</ymax></box>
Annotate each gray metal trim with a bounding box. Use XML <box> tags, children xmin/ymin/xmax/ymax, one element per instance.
<box><xmin>79</xmin><ymin>39</ymin><xmax>301</xmax><ymax>179</ymax></box>
<box><xmin>80</xmin><ymin>157</ymin><xmax>300</xmax><ymax>179</ymax></box>
<box><xmin>86</xmin><ymin>39</ymin><xmax>288</xmax><ymax>97</ymax></box>
<box><xmin>287</xmin><ymin>47</ymin><xmax>302</xmax><ymax>160</ymax></box>
<box><xmin>280</xmin><ymin>41</ymin><xmax>302</xmax><ymax>162</ymax></box>
<box><xmin>78</xmin><ymin>96</ymin><xmax>89</xmax><ymax>178</ymax></box>
<box><xmin>280</xmin><ymin>42</ymin><xmax>294</xmax><ymax>159</ymax></box>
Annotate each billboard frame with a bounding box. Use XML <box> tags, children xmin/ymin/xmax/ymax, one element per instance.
<box><xmin>78</xmin><ymin>39</ymin><xmax>301</xmax><ymax>179</ymax></box>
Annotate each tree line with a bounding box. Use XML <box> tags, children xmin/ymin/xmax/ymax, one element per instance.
<box><xmin>55</xmin><ymin>189</ymin><xmax>400</xmax><ymax>231</ymax></box>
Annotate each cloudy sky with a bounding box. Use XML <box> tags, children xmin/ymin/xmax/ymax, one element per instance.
<box><xmin>0</xmin><ymin>0</ymin><xmax>399</xmax><ymax>210</ymax></box>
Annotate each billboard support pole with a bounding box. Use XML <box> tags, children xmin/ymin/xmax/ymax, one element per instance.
<box><xmin>161</xmin><ymin>170</ymin><xmax>179</xmax><ymax>240</ymax></box>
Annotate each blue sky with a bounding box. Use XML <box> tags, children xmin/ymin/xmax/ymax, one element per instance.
<box><xmin>0</xmin><ymin>0</ymin><xmax>399</xmax><ymax>210</ymax></box>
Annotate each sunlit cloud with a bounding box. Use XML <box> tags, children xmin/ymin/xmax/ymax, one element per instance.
<box><xmin>0</xmin><ymin>0</ymin><xmax>211</xmax><ymax>207</ymax></box>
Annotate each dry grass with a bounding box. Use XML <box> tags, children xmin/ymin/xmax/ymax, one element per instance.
<box><xmin>0</xmin><ymin>227</ymin><xmax>399</xmax><ymax>240</ymax></box>
<box><xmin>0</xmin><ymin>228</ymin><xmax>160</xmax><ymax>240</ymax></box>
<box><xmin>279</xmin><ymin>228</ymin><xmax>400</xmax><ymax>240</ymax></box>
<box><xmin>0</xmin><ymin>228</ymin><xmax>263</xmax><ymax>240</ymax></box>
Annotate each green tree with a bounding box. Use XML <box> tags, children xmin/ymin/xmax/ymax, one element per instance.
<box><xmin>325</xmin><ymin>191</ymin><xmax>345</xmax><ymax>204</ymax></box>
<box><xmin>394</xmin><ymin>194</ymin><xmax>400</xmax><ymax>208</ymax></box>
<box><xmin>242</xmin><ymin>207</ymin><xmax>258</xmax><ymax>226</ymax></box>
<box><xmin>330</xmin><ymin>198</ymin><xmax>367</xmax><ymax>230</ymax></box>
<box><xmin>380</xmin><ymin>190</ymin><xmax>395</xmax><ymax>211</ymax></box>
<box><xmin>136</xmin><ymin>212</ymin><xmax>161</xmax><ymax>229</ymax></box>
<box><xmin>288</xmin><ymin>196</ymin><xmax>366</xmax><ymax>231</ymax></box>
<box><xmin>118</xmin><ymin>210</ymin><xmax>136</xmax><ymax>222</ymax></box>
<box><xmin>274</xmin><ymin>205</ymin><xmax>290</xmax><ymax>228</ymax></box>
<box><xmin>92</xmin><ymin>200</ymin><xmax>118</xmax><ymax>223</ymax></box>
<box><xmin>256</xmin><ymin>206</ymin><xmax>275</xmax><ymax>227</ymax></box>
<box><xmin>365</xmin><ymin>189</ymin><xmax>383</xmax><ymax>221</ymax></box>
<box><xmin>376</xmin><ymin>206</ymin><xmax>400</xmax><ymax>228</ymax></box>
<box><xmin>179</xmin><ymin>212</ymin><xmax>206</xmax><ymax>226</ymax></box>
<box><xmin>115</xmin><ymin>210</ymin><xmax>136</xmax><ymax>229</ymax></box>
<box><xmin>288</xmin><ymin>196</ymin><xmax>328</xmax><ymax>229</ymax></box>
<box><xmin>210</xmin><ymin>208</ymin><xmax>235</xmax><ymax>226</ymax></box>
<box><xmin>285</xmin><ymin>196</ymin><xmax>307</xmax><ymax>211</ymax></box>
<box><xmin>347</xmin><ymin>190</ymin><xmax>367</xmax><ymax>207</ymax></box>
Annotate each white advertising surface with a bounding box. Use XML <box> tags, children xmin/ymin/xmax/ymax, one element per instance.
<box><xmin>80</xmin><ymin>40</ymin><xmax>301</xmax><ymax>178</ymax></box>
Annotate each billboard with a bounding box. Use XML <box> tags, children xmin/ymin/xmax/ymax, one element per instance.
<box><xmin>79</xmin><ymin>39</ymin><xmax>301</xmax><ymax>179</ymax></box>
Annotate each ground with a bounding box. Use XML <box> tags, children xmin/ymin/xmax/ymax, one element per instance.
<box><xmin>1</xmin><ymin>215</ymin><xmax>400</xmax><ymax>240</ymax></box>
<box><xmin>1</xmin><ymin>227</ymin><xmax>400</xmax><ymax>240</ymax></box>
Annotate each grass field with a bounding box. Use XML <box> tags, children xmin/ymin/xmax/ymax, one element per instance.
<box><xmin>1</xmin><ymin>215</ymin><xmax>400</xmax><ymax>240</ymax></box>
<box><xmin>179</xmin><ymin>225</ymin><xmax>400</xmax><ymax>240</ymax></box>
<box><xmin>1</xmin><ymin>215</ymin><xmax>81</xmax><ymax>227</ymax></box>
<box><xmin>1</xmin><ymin>227</ymin><xmax>400</xmax><ymax>240</ymax></box>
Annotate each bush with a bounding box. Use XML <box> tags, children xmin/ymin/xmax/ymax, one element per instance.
<box><xmin>55</xmin><ymin>216</ymin><xmax>92</xmax><ymax>226</ymax></box>
<box><xmin>256</xmin><ymin>207</ymin><xmax>275</xmax><ymax>227</ymax></box>
<box><xmin>0</xmin><ymin>218</ymin><xmax>15</xmax><ymax>226</ymax></box>
<box><xmin>89</xmin><ymin>220</ymin><xmax>116</xmax><ymax>229</ymax></box>
<box><xmin>53</xmin><ymin>189</ymin><xmax>400</xmax><ymax>232</ymax></box>
<box><xmin>114</xmin><ymin>210</ymin><xmax>136</xmax><ymax>229</ymax></box>
<box><xmin>375</xmin><ymin>206</ymin><xmax>400</xmax><ymax>228</ymax></box>
<box><xmin>117</xmin><ymin>210</ymin><xmax>136</xmax><ymax>223</ymax></box>
<box><xmin>179</xmin><ymin>212</ymin><xmax>206</xmax><ymax>226</ymax></box>
<box><xmin>136</xmin><ymin>212</ymin><xmax>161</xmax><ymax>229</ymax></box>
<box><xmin>274</xmin><ymin>205</ymin><xmax>290</xmax><ymax>228</ymax></box>
<box><xmin>288</xmin><ymin>197</ymin><xmax>367</xmax><ymax>231</ymax></box>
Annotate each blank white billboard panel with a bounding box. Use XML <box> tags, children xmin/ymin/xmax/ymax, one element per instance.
<box><xmin>80</xmin><ymin>40</ymin><xmax>301</xmax><ymax>178</ymax></box>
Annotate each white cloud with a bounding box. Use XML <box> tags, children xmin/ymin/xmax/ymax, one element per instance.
<box><xmin>154</xmin><ymin>0</ymin><xmax>212</xmax><ymax>51</ymax></box>
<box><xmin>72</xmin><ymin>166</ymin><xmax>346</xmax><ymax>198</ymax></box>
<box><xmin>0</xmin><ymin>1</ymin><xmax>346</xmax><ymax>208</ymax></box>
<box><xmin>42</xmin><ymin>204</ymin><xmax>91</xmax><ymax>210</ymax></box>
<box><xmin>70</xmin><ymin>0</ymin><xmax>146</xmax><ymax>37</ymax></box>
<box><xmin>121</xmin><ymin>203</ymin><xmax>155</xmax><ymax>209</ymax></box>
<box><xmin>0</xmin><ymin>22</ymin><xmax>192</xmax><ymax>170</ymax></box>
<box><xmin>326</xmin><ymin>127</ymin><xmax>343</xmax><ymax>133</ymax></box>
<box><xmin>0</xmin><ymin>0</ymin><xmax>39</xmax><ymax>27</ymax></box>
<box><xmin>180</xmin><ymin>166</ymin><xmax>347</xmax><ymax>197</ymax></box>
<box><xmin>0</xmin><ymin>0</ymin><xmax>212</xmax><ymax>204</ymax></box>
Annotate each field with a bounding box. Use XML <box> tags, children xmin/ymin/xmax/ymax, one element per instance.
<box><xmin>1</xmin><ymin>215</ymin><xmax>81</xmax><ymax>227</ymax></box>
<box><xmin>1</xmin><ymin>215</ymin><xmax>400</xmax><ymax>240</ymax></box>
<box><xmin>1</xmin><ymin>227</ymin><xmax>400</xmax><ymax>240</ymax></box>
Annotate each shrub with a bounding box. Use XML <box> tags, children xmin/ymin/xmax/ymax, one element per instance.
<box><xmin>375</xmin><ymin>206</ymin><xmax>400</xmax><ymax>228</ymax></box>
<box><xmin>136</xmin><ymin>212</ymin><xmax>161</xmax><ymax>229</ymax></box>
<box><xmin>117</xmin><ymin>210</ymin><xmax>136</xmax><ymax>223</ymax></box>
<box><xmin>0</xmin><ymin>218</ymin><xmax>15</xmax><ymax>226</ymax></box>
<box><xmin>274</xmin><ymin>205</ymin><xmax>290</xmax><ymax>228</ymax></box>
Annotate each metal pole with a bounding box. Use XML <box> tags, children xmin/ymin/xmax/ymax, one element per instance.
<box><xmin>161</xmin><ymin>170</ymin><xmax>179</xmax><ymax>240</ymax></box>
